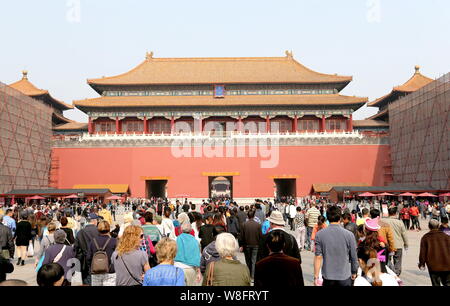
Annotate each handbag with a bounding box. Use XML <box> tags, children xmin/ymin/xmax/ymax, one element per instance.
<box><xmin>205</xmin><ymin>261</ymin><xmax>215</xmax><ymax>286</ymax></box>
<box><xmin>27</xmin><ymin>241</ymin><xmax>34</xmax><ymax>257</ymax></box>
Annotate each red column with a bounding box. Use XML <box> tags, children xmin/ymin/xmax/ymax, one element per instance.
<box><xmin>347</xmin><ymin>114</ymin><xmax>353</xmax><ymax>132</ymax></box>
<box><xmin>293</xmin><ymin>115</ymin><xmax>298</xmax><ymax>132</ymax></box>
<box><xmin>88</xmin><ymin>117</ymin><xmax>93</xmax><ymax>134</ymax></box>
<box><xmin>115</xmin><ymin>117</ymin><xmax>121</xmax><ymax>134</ymax></box>
<box><xmin>170</xmin><ymin>116</ymin><xmax>175</xmax><ymax>135</ymax></box>
<box><xmin>266</xmin><ymin>116</ymin><xmax>270</xmax><ymax>133</ymax></box>
<box><xmin>238</xmin><ymin>116</ymin><xmax>243</xmax><ymax>133</ymax></box>
<box><xmin>321</xmin><ymin>115</ymin><xmax>326</xmax><ymax>132</ymax></box>
<box><xmin>143</xmin><ymin>116</ymin><xmax>148</xmax><ymax>134</ymax></box>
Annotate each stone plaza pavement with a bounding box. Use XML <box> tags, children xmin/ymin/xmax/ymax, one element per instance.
<box><xmin>8</xmin><ymin>217</ymin><xmax>433</xmax><ymax>286</ymax></box>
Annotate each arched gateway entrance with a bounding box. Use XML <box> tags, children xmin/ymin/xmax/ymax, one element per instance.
<box><xmin>209</xmin><ymin>176</ymin><xmax>233</xmax><ymax>199</ymax></box>
<box><xmin>146</xmin><ymin>179</ymin><xmax>167</xmax><ymax>198</ymax></box>
<box><xmin>274</xmin><ymin>178</ymin><xmax>297</xmax><ymax>199</ymax></box>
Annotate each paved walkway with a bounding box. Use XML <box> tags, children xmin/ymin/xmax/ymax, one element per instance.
<box><xmin>7</xmin><ymin>217</ymin><xmax>433</xmax><ymax>286</ymax></box>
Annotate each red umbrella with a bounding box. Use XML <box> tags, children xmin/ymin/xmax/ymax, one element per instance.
<box><xmin>64</xmin><ymin>194</ymin><xmax>78</xmax><ymax>199</ymax></box>
<box><xmin>416</xmin><ymin>192</ymin><xmax>437</xmax><ymax>197</ymax></box>
<box><xmin>377</xmin><ymin>192</ymin><xmax>394</xmax><ymax>196</ymax></box>
<box><xmin>26</xmin><ymin>195</ymin><xmax>45</xmax><ymax>200</ymax></box>
<box><xmin>399</xmin><ymin>192</ymin><xmax>417</xmax><ymax>197</ymax></box>
<box><xmin>358</xmin><ymin>192</ymin><xmax>376</xmax><ymax>197</ymax></box>
<box><xmin>439</xmin><ymin>192</ymin><xmax>450</xmax><ymax>197</ymax></box>
<box><xmin>106</xmin><ymin>195</ymin><xmax>122</xmax><ymax>200</ymax></box>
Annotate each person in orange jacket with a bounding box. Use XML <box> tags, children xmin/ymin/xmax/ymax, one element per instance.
<box><xmin>311</xmin><ymin>216</ymin><xmax>328</xmax><ymax>252</ymax></box>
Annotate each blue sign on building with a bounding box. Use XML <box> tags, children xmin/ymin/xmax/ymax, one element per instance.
<box><xmin>214</xmin><ymin>85</ymin><xmax>225</xmax><ymax>98</ymax></box>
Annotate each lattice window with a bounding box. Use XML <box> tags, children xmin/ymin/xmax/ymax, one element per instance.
<box><xmin>326</xmin><ymin>119</ymin><xmax>347</xmax><ymax>130</ymax></box>
<box><xmin>123</xmin><ymin>121</ymin><xmax>143</xmax><ymax>132</ymax></box>
<box><xmin>174</xmin><ymin>120</ymin><xmax>194</xmax><ymax>133</ymax></box>
<box><xmin>298</xmin><ymin>119</ymin><xmax>320</xmax><ymax>131</ymax></box>
<box><xmin>271</xmin><ymin>119</ymin><xmax>292</xmax><ymax>133</ymax></box>
<box><xmin>243</xmin><ymin>120</ymin><xmax>265</xmax><ymax>133</ymax></box>
<box><xmin>95</xmin><ymin>122</ymin><xmax>114</xmax><ymax>132</ymax></box>
<box><xmin>149</xmin><ymin>119</ymin><xmax>171</xmax><ymax>134</ymax></box>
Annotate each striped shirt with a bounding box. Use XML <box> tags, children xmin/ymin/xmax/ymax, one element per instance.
<box><xmin>305</xmin><ymin>207</ymin><xmax>321</xmax><ymax>228</ymax></box>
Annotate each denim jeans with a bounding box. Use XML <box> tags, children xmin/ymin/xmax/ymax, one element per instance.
<box><xmin>306</xmin><ymin>226</ymin><xmax>314</xmax><ymax>250</ymax></box>
<box><xmin>244</xmin><ymin>246</ymin><xmax>259</xmax><ymax>278</ymax></box>
<box><xmin>389</xmin><ymin>248</ymin><xmax>403</xmax><ymax>276</ymax></box>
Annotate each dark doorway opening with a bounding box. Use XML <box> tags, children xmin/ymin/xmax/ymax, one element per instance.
<box><xmin>274</xmin><ymin>179</ymin><xmax>297</xmax><ymax>198</ymax></box>
<box><xmin>208</xmin><ymin>176</ymin><xmax>233</xmax><ymax>199</ymax></box>
<box><xmin>146</xmin><ymin>180</ymin><xmax>167</xmax><ymax>198</ymax></box>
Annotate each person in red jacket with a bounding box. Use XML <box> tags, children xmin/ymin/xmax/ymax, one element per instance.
<box><xmin>400</xmin><ymin>205</ymin><xmax>411</xmax><ymax>230</ymax></box>
<box><xmin>409</xmin><ymin>205</ymin><xmax>421</xmax><ymax>231</ymax></box>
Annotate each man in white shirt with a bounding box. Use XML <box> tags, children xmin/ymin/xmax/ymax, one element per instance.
<box><xmin>161</xmin><ymin>206</ymin><xmax>176</xmax><ymax>239</ymax></box>
<box><xmin>289</xmin><ymin>203</ymin><xmax>297</xmax><ymax>231</ymax></box>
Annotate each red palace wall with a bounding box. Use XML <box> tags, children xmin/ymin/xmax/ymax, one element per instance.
<box><xmin>51</xmin><ymin>144</ymin><xmax>390</xmax><ymax>199</ymax></box>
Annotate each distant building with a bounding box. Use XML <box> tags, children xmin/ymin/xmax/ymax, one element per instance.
<box><xmin>368</xmin><ymin>66</ymin><xmax>434</xmax><ymax>123</ymax></box>
<box><xmin>8</xmin><ymin>71</ymin><xmax>87</xmax><ymax>135</ymax></box>
<box><xmin>0</xmin><ymin>82</ymin><xmax>53</xmax><ymax>194</ymax></box>
<box><xmin>389</xmin><ymin>73</ymin><xmax>449</xmax><ymax>190</ymax></box>
<box><xmin>4</xmin><ymin>56</ymin><xmax>446</xmax><ymax>202</ymax></box>
<box><xmin>50</xmin><ymin>52</ymin><xmax>391</xmax><ymax>201</ymax></box>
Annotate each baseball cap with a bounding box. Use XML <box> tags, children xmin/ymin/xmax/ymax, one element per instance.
<box><xmin>88</xmin><ymin>213</ymin><xmax>99</xmax><ymax>220</ymax></box>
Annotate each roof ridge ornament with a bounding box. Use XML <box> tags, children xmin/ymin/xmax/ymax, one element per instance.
<box><xmin>22</xmin><ymin>70</ymin><xmax>28</xmax><ymax>80</ymax></box>
<box><xmin>285</xmin><ymin>50</ymin><xmax>293</xmax><ymax>59</ymax></box>
<box><xmin>414</xmin><ymin>65</ymin><xmax>420</xmax><ymax>74</ymax></box>
<box><xmin>146</xmin><ymin>51</ymin><xmax>154</xmax><ymax>60</ymax></box>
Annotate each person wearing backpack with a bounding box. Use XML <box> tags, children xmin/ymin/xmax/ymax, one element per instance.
<box><xmin>35</xmin><ymin>222</ymin><xmax>57</xmax><ymax>269</ymax></box>
<box><xmin>86</xmin><ymin>220</ymin><xmax>117</xmax><ymax>286</ymax></box>
<box><xmin>74</xmin><ymin>213</ymin><xmax>99</xmax><ymax>285</ymax></box>
<box><xmin>111</xmin><ymin>225</ymin><xmax>150</xmax><ymax>286</ymax></box>
<box><xmin>41</xmin><ymin>230</ymin><xmax>76</xmax><ymax>286</ymax></box>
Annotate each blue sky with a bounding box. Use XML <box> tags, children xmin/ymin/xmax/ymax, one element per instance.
<box><xmin>1</xmin><ymin>0</ymin><xmax>449</xmax><ymax>122</ymax></box>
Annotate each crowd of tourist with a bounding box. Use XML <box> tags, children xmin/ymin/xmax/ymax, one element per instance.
<box><xmin>0</xmin><ymin>197</ymin><xmax>449</xmax><ymax>286</ymax></box>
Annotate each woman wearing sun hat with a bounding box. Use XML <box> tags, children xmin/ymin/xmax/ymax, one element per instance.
<box><xmin>358</xmin><ymin>218</ymin><xmax>389</xmax><ymax>273</ymax></box>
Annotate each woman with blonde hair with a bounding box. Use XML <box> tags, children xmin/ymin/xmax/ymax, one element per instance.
<box><xmin>143</xmin><ymin>238</ymin><xmax>185</xmax><ymax>286</ymax></box>
<box><xmin>111</xmin><ymin>225</ymin><xmax>150</xmax><ymax>286</ymax></box>
<box><xmin>35</xmin><ymin>222</ymin><xmax>57</xmax><ymax>269</ymax></box>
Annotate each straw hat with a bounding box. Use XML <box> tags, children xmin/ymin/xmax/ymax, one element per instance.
<box><xmin>267</xmin><ymin>211</ymin><xmax>285</xmax><ymax>226</ymax></box>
